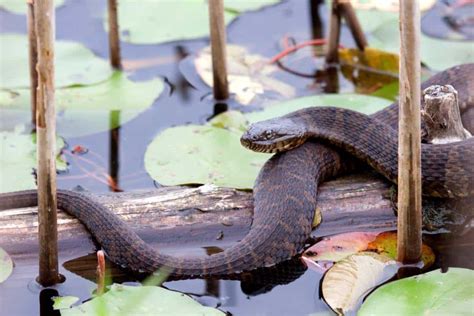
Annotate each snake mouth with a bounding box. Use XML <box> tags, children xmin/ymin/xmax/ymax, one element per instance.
<box><xmin>241</xmin><ymin>135</ymin><xmax>306</xmax><ymax>153</ymax></box>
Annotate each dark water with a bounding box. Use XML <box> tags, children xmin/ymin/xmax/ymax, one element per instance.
<box><xmin>0</xmin><ymin>0</ymin><xmax>472</xmax><ymax>315</ymax></box>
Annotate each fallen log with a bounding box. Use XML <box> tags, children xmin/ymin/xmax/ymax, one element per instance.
<box><xmin>1</xmin><ymin>172</ymin><xmax>396</xmax><ymax>259</ymax></box>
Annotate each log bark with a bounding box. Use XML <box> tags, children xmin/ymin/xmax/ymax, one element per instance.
<box><xmin>397</xmin><ymin>0</ymin><xmax>422</xmax><ymax>264</ymax></box>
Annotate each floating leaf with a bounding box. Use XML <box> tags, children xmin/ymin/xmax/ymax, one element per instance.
<box><xmin>353</xmin><ymin>11</ymin><xmax>474</xmax><ymax>70</ymax></box>
<box><xmin>339</xmin><ymin>47</ymin><xmax>399</xmax><ymax>96</ymax></box>
<box><xmin>52</xmin><ymin>296</ymin><xmax>79</xmax><ymax>310</ymax></box>
<box><xmin>0</xmin><ymin>129</ymin><xmax>67</xmax><ymax>193</ymax></box>
<box><xmin>359</xmin><ymin>268</ymin><xmax>474</xmax><ymax>316</ymax></box>
<box><xmin>0</xmin><ymin>34</ymin><xmax>112</xmax><ymax>89</ymax></box>
<box><xmin>145</xmin><ymin>125</ymin><xmax>269</xmax><ymax>189</ymax></box>
<box><xmin>0</xmin><ymin>72</ymin><xmax>164</xmax><ymax>137</ymax></box>
<box><xmin>322</xmin><ymin>252</ymin><xmax>399</xmax><ymax>315</ymax></box>
<box><xmin>208</xmin><ymin>110</ymin><xmax>248</xmax><ymax>133</ymax></box>
<box><xmin>0</xmin><ymin>0</ymin><xmax>65</xmax><ymax>14</ymax></box>
<box><xmin>194</xmin><ymin>45</ymin><xmax>295</xmax><ymax>105</ymax></box>
<box><xmin>351</xmin><ymin>0</ymin><xmax>436</xmax><ymax>12</ymax></box>
<box><xmin>0</xmin><ymin>247</ymin><xmax>13</xmax><ymax>283</ymax></box>
<box><xmin>246</xmin><ymin>94</ymin><xmax>391</xmax><ymax>124</ymax></box>
<box><xmin>145</xmin><ymin>94</ymin><xmax>390</xmax><ymax>188</ymax></box>
<box><xmin>303</xmin><ymin>231</ymin><xmax>435</xmax><ymax>272</ymax></box>
<box><xmin>59</xmin><ymin>284</ymin><xmax>224</xmax><ymax>316</ymax></box>
<box><xmin>109</xmin><ymin>0</ymin><xmax>280</xmax><ymax>44</ymax></box>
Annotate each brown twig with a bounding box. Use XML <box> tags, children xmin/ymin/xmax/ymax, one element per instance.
<box><xmin>96</xmin><ymin>250</ymin><xmax>106</xmax><ymax>296</ymax></box>
<box><xmin>208</xmin><ymin>0</ymin><xmax>229</xmax><ymax>100</ymax></box>
<box><xmin>325</xmin><ymin>0</ymin><xmax>342</xmax><ymax>63</ymax></box>
<box><xmin>397</xmin><ymin>0</ymin><xmax>422</xmax><ymax>264</ymax></box>
<box><xmin>27</xmin><ymin>0</ymin><xmax>38</xmax><ymax>129</ymax></box>
<box><xmin>34</xmin><ymin>0</ymin><xmax>62</xmax><ymax>286</ymax></box>
<box><xmin>107</xmin><ymin>0</ymin><xmax>122</xmax><ymax>69</ymax></box>
<box><xmin>338</xmin><ymin>1</ymin><xmax>368</xmax><ymax>50</ymax></box>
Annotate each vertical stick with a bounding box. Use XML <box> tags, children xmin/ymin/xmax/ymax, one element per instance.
<box><xmin>107</xmin><ymin>0</ymin><xmax>122</xmax><ymax>69</ymax></box>
<box><xmin>397</xmin><ymin>0</ymin><xmax>422</xmax><ymax>264</ymax></box>
<box><xmin>27</xmin><ymin>0</ymin><xmax>38</xmax><ymax>128</ymax></box>
<box><xmin>208</xmin><ymin>0</ymin><xmax>229</xmax><ymax>100</ymax></box>
<box><xmin>339</xmin><ymin>1</ymin><xmax>368</xmax><ymax>50</ymax></box>
<box><xmin>325</xmin><ymin>0</ymin><xmax>341</xmax><ymax>63</ymax></box>
<box><xmin>109</xmin><ymin>110</ymin><xmax>120</xmax><ymax>192</ymax></box>
<box><xmin>35</xmin><ymin>0</ymin><xmax>61</xmax><ymax>286</ymax></box>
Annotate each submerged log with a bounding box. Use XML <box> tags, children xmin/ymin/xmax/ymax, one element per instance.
<box><xmin>0</xmin><ymin>173</ymin><xmax>396</xmax><ymax>258</ymax></box>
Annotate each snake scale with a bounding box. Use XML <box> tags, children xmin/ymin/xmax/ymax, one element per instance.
<box><xmin>0</xmin><ymin>64</ymin><xmax>472</xmax><ymax>278</ymax></box>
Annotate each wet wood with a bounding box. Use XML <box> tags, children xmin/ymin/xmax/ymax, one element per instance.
<box><xmin>107</xmin><ymin>0</ymin><xmax>122</xmax><ymax>69</ymax></box>
<box><xmin>0</xmin><ymin>173</ymin><xmax>396</xmax><ymax>258</ymax></box>
<box><xmin>325</xmin><ymin>0</ymin><xmax>341</xmax><ymax>63</ymax></box>
<box><xmin>338</xmin><ymin>1</ymin><xmax>367</xmax><ymax>50</ymax></box>
<box><xmin>397</xmin><ymin>0</ymin><xmax>422</xmax><ymax>264</ymax></box>
<box><xmin>422</xmin><ymin>85</ymin><xmax>472</xmax><ymax>144</ymax></box>
<box><xmin>208</xmin><ymin>0</ymin><xmax>229</xmax><ymax>100</ymax></box>
<box><xmin>34</xmin><ymin>0</ymin><xmax>62</xmax><ymax>286</ymax></box>
<box><xmin>27</xmin><ymin>0</ymin><xmax>38</xmax><ymax>128</ymax></box>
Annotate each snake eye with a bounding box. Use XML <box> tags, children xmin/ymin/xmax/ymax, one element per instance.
<box><xmin>265</xmin><ymin>130</ymin><xmax>273</xmax><ymax>139</ymax></box>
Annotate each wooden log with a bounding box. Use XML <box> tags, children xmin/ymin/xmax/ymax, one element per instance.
<box><xmin>34</xmin><ymin>0</ymin><xmax>62</xmax><ymax>286</ymax></box>
<box><xmin>397</xmin><ymin>0</ymin><xmax>422</xmax><ymax>264</ymax></box>
<box><xmin>422</xmin><ymin>85</ymin><xmax>472</xmax><ymax>144</ymax></box>
<box><xmin>107</xmin><ymin>0</ymin><xmax>122</xmax><ymax>69</ymax></box>
<box><xmin>27</xmin><ymin>0</ymin><xmax>38</xmax><ymax>128</ymax></box>
<box><xmin>208</xmin><ymin>0</ymin><xmax>229</xmax><ymax>100</ymax></box>
<box><xmin>0</xmin><ymin>173</ymin><xmax>396</xmax><ymax>258</ymax></box>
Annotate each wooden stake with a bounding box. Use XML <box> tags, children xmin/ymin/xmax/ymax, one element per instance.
<box><xmin>422</xmin><ymin>85</ymin><xmax>472</xmax><ymax>144</ymax></box>
<box><xmin>325</xmin><ymin>0</ymin><xmax>342</xmax><ymax>63</ymax></box>
<box><xmin>34</xmin><ymin>0</ymin><xmax>61</xmax><ymax>286</ymax></box>
<box><xmin>208</xmin><ymin>0</ymin><xmax>229</xmax><ymax>100</ymax></box>
<box><xmin>338</xmin><ymin>1</ymin><xmax>368</xmax><ymax>50</ymax></box>
<box><xmin>397</xmin><ymin>0</ymin><xmax>422</xmax><ymax>264</ymax></box>
<box><xmin>27</xmin><ymin>0</ymin><xmax>38</xmax><ymax>128</ymax></box>
<box><xmin>107</xmin><ymin>0</ymin><xmax>122</xmax><ymax>69</ymax></box>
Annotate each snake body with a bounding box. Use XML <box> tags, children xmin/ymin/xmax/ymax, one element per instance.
<box><xmin>0</xmin><ymin>64</ymin><xmax>472</xmax><ymax>278</ymax></box>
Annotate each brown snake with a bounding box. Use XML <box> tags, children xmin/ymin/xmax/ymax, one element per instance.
<box><xmin>0</xmin><ymin>64</ymin><xmax>472</xmax><ymax>278</ymax></box>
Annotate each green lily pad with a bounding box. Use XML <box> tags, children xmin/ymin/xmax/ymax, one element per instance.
<box><xmin>0</xmin><ymin>0</ymin><xmax>65</xmax><ymax>14</ymax></box>
<box><xmin>359</xmin><ymin>268</ymin><xmax>474</xmax><ymax>316</ymax></box>
<box><xmin>52</xmin><ymin>296</ymin><xmax>80</xmax><ymax>310</ymax></box>
<box><xmin>353</xmin><ymin>11</ymin><xmax>474</xmax><ymax>70</ymax></box>
<box><xmin>108</xmin><ymin>0</ymin><xmax>280</xmax><ymax>44</ymax></box>
<box><xmin>58</xmin><ymin>284</ymin><xmax>224</xmax><ymax>316</ymax></box>
<box><xmin>0</xmin><ymin>72</ymin><xmax>164</xmax><ymax>137</ymax></box>
<box><xmin>246</xmin><ymin>94</ymin><xmax>391</xmax><ymax>123</ymax></box>
<box><xmin>0</xmin><ymin>34</ymin><xmax>112</xmax><ymax>89</ymax></box>
<box><xmin>0</xmin><ymin>129</ymin><xmax>67</xmax><ymax>193</ymax></box>
<box><xmin>145</xmin><ymin>94</ymin><xmax>390</xmax><ymax>189</ymax></box>
<box><xmin>0</xmin><ymin>247</ymin><xmax>13</xmax><ymax>283</ymax></box>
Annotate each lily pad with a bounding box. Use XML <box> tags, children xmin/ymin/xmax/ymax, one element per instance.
<box><xmin>52</xmin><ymin>296</ymin><xmax>80</xmax><ymax>310</ymax></box>
<box><xmin>353</xmin><ymin>10</ymin><xmax>474</xmax><ymax>70</ymax></box>
<box><xmin>194</xmin><ymin>45</ymin><xmax>295</xmax><ymax>105</ymax></box>
<box><xmin>0</xmin><ymin>34</ymin><xmax>112</xmax><ymax>89</ymax></box>
<box><xmin>303</xmin><ymin>231</ymin><xmax>435</xmax><ymax>272</ymax></box>
<box><xmin>145</xmin><ymin>94</ymin><xmax>390</xmax><ymax>189</ymax></box>
<box><xmin>0</xmin><ymin>247</ymin><xmax>13</xmax><ymax>283</ymax></box>
<box><xmin>0</xmin><ymin>72</ymin><xmax>164</xmax><ymax>137</ymax></box>
<box><xmin>322</xmin><ymin>252</ymin><xmax>399</xmax><ymax>315</ymax></box>
<box><xmin>0</xmin><ymin>0</ymin><xmax>65</xmax><ymax>14</ymax></box>
<box><xmin>359</xmin><ymin>268</ymin><xmax>474</xmax><ymax>316</ymax></box>
<box><xmin>58</xmin><ymin>284</ymin><xmax>224</xmax><ymax>316</ymax></box>
<box><xmin>109</xmin><ymin>0</ymin><xmax>280</xmax><ymax>44</ymax></box>
<box><xmin>0</xmin><ymin>129</ymin><xmax>67</xmax><ymax>193</ymax></box>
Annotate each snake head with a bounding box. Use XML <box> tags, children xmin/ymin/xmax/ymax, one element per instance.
<box><xmin>241</xmin><ymin>118</ymin><xmax>307</xmax><ymax>153</ymax></box>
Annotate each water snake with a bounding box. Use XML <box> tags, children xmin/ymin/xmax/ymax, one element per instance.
<box><xmin>0</xmin><ymin>64</ymin><xmax>472</xmax><ymax>278</ymax></box>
